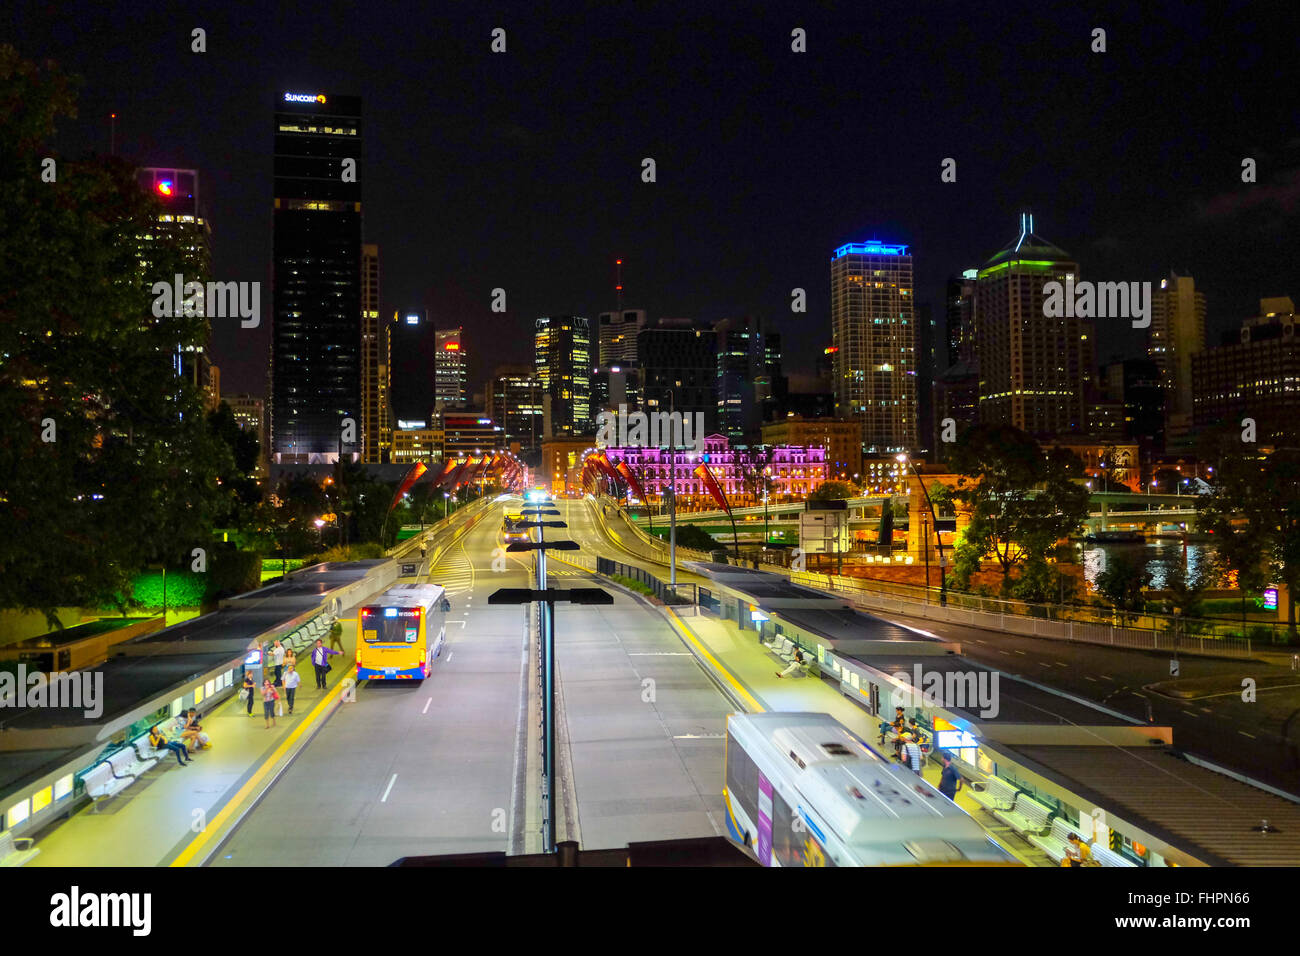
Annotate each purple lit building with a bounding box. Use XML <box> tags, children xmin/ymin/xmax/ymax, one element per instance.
<box><xmin>601</xmin><ymin>433</ymin><xmax>827</xmax><ymax>503</ymax></box>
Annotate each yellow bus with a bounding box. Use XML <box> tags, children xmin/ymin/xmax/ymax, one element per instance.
<box><xmin>357</xmin><ymin>583</ymin><xmax>447</xmax><ymax>681</ymax></box>
<box><xmin>502</xmin><ymin>510</ymin><xmax>530</xmax><ymax>544</ymax></box>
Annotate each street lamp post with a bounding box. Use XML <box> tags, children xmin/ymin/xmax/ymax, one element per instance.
<box><xmin>493</xmin><ymin>509</ymin><xmax>606</xmax><ymax>855</ymax></box>
<box><xmin>666</xmin><ymin>388</ymin><xmax>678</xmax><ymax>593</ymax></box>
<box><xmin>897</xmin><ymin>454</ymin><xmax>947</xmax><ymax>606</ymax></box>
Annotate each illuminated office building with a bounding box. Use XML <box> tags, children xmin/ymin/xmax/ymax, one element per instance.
<box><xmin>974</xmin><ymin>215</ymin><xmax>1091</xmax><ymax>439</ymax></box>
<box><xmin>830</xmin><ymin>240</ymin><xmax>917</xmax><ymax>454</ymax></box>
<box><xmin>359</xmin><ymin>245</ymin><xmax>393</xmax><ymax>462</ymax></box>
<box><xmin>535</xmin><ymin>315</ymin><xmax>591</xmax><ymax>437</ymax></box>
<box><xmin>435</xmin><ymin>328</ymin><xmax>468</xmax><ymax>407</ymax></box>
<box><xmin>135</xmin><ymin>167</ymin><xmax>215</xmax><ymax>404</ymax></box>
<box><xmin>1193</xmin><ymin>297</ymin><xmax>1300</xmax><ymax>445</ymax></box>
<box><xmin>270</xmin><ymin>90</ymin><xmax>363</xmax><ymax>463</ymax></box>
<box><xmin>1148</xmin><ymin>272</ymin><xmax>1206</xmax><ymax>446</ymax></box>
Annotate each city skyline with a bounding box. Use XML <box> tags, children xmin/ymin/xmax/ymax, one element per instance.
<box><xmin>10</xmin><ymin>2</ymin><xmax>1298</xmax><ymax>399</ymax></box>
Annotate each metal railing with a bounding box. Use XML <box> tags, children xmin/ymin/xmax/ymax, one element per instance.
<box><xmin>792</xmin><ymin>570</ymin><xmax>1259</xmax><ymax>658</ymax></box>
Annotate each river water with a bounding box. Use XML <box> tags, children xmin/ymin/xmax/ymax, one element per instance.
<box><xmin>1077</xmin><ymin>538</ymin><xmax>1216</xmax><ymax>590</ymax></box>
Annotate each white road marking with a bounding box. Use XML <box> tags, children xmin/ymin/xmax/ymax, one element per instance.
<box><xmin>1014</xmin><ymin>650</ymin><xmax>1027</xmax><ymax>655</ymax></box>
<box><xmin>380</xmin><ymin>773</ymin><xmax>397</xmax><ymax>802</ymax></box>
<box><xmin>672</xmin><ymin>733</ymin><xmax>726</xmax><ymax>739</ymax></box>
<box><xmin>1100</xmin><ymin>675</ymin><xmax>1114</xmax><ymax>681</ymax></box>
<box><xmin>1084</xmin><ymin>676</ymin><xmax>1098</xmax><ymax>682</ymax></box>
<box><xmin>447</xmin><ymin>651</ymin><xmax>454</xmax><ymax>662</ymax></box>
<box><xmin>1182</xmin><ymin>710</ymin><xmax>1199</xmax><ymax>718</ymax></box>
<box><xmin>1239</xmin><ymin>731</ymin><xmax>1256</xmax><ymax>739</ymax></box>
<box><xmin>628</xmin><ymin>652</ymin><xmax>692</xmax><ymax>656</ymax></box>
<box><xmin>422</xmin><ymin>698</ymin><xmax>432</xmax><ymax>715</ymax></box>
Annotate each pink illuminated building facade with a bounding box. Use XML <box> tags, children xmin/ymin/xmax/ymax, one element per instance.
<box><xmin>601</xmin><ymin>433</ymin><xmax>827</xmax><ymax>503</ymax></box>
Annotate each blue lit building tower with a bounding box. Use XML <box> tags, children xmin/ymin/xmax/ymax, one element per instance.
<box><xmin>830</xmin><ymin>240</ymin><xmax>917</xmax><ymax>454</ymax></box>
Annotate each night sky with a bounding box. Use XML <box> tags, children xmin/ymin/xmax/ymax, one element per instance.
<box><xmin>12</xmin><ymin>1</ymin><xmax>1299</xmax><ymax>398</ymax></box>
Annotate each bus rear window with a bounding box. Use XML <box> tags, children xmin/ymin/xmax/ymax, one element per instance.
<box><xmin>361</xmin><ymin>608</ymin><xmax>420</xmax><ymax>643</ymax></box>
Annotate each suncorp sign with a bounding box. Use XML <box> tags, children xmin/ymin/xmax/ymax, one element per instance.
<box><xmin>284</xmin><ymin>92</ymin><xmax>326</xmax><ymax>104</ymax></box>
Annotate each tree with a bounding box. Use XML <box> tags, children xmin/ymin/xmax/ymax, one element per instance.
<box><xmin>0</xmin><ymin>46</ymin><xmax>230</xmax><ymax>624</ymax></box>
<box><xmin>1199</xmin><ymin>446</ymin><xmax>1300</xmax><ymax>638</ymax></box>
<box><xmin>809</xmin><ymin>480</ymin><xmax>856</xmax><ymax>501</ymax></box>
<box><xmin>946</xmin><ymin>425</ymin><xmax>1090</xmax><ymax>591</ymax></box>
<box><xmin>1096</xmin><ymin>553</ymin><xmax>1151</xmax><ymax>624</ymax></box>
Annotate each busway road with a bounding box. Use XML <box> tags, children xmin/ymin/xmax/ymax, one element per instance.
<box><xmin>213</xmin><ymin>498</ymin><xmax>732</xmax><ymax>863</ymax></box>
<box><xmin>212</xmin><ymin>502</ymin><xmax>531</xmax><ymax>865</ymax></box>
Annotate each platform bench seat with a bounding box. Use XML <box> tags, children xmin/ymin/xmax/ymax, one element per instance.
<box><xmin>1029</xmin><ymin>817</ymin><xmax>1076</xmax><ymax>863</ymax></box>
<box><xmin>0</xmin><ymin>830</ymin><xmax>39</xmax><ymax>867</ymax></box>
<box><xmin>995</xmin><ymin>795</ymin><xmax>1054</xmax><ymax>836</ymax></box>
<box><xmin>108</xmin><ymin>746</ymin><xmax>155</xmax><ymax>779</ymax></box>
<box><xmin>82</xmin><ymin>762</ymin><xmax>133</xmax><ymax>805</ymax></box>
<box><xmin>969</xmin><ymin>776</ymin><xmax>1020</xmax><ymax>813</ymax></box>
<box><xmin>1089</xmin><ymin>843</ymin><xmax>1137</xmax><ymax>867</ymax></box>
<box><xmin>131</xmin><ymin>735</ymin><xmax>167</xmax><ymax>767</ymax></box>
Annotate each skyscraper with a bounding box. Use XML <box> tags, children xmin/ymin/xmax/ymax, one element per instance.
<box><xmin>269</xmin><ymin>90</ymin><xmax>363</xmax><ymax>464</ymax></box>
<box><xmin>359</xmin><ymin>245</ymin><xmax>391</xmax><ymax>463</ymax></box>
<box><xmin>598</xmin><ymin>309</ymin><xmax>647</xmax><ymax>367</ymax></box>
<box><xmin>715</xmin><ymin>316</ymin><xmax>780</xmax><ymax>440</ymax></box>
<box><xmin>974</xmin><ymin>216</ymin><xmax>1090</xmax><ymax>438</ymax></box>
<box><xmin>638</xmin><ymin>318</ymin><xmax>717</xmax><ymax>435</ymax></box>
<box><xmin>535</xmin><ymin>315</ymin><xmax>591</xmax><ymax>437</ymax></box>
<box><xmin>830</xmin><ymin>240</ymin><xmax>917</xmax><ymax>454</ymax></box>
<box><xmin>945</xmin><ymin>270</ymin><xmax>978</xmax><ymax>368</ymax></box>
<box><xmin>136</xmin><ymin>167</ymin><xmax>215</xmax><ymax>404</ymax></box>
<box><xmin>1193</xmin><ymin>297</ymin><xmax>1300</xmax><ymax>445</ymax></box>
<box><xmin>487</xmin><ymin>364</ymin><xmax>543</xmax><ymax>452</ymax></box>
<box><xmin>435</xmin><ymin>328</ymin><xmax>468</xmax><ymax>407</ymax></box>
<box><xmin>1148</xmin><ymin>272</ymin><xmax>1207</xmax><ymax>447</ymax></box>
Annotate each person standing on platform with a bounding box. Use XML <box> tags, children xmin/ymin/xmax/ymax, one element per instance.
<box><xmin>242</xmin><ymin>671</ymin><xmax>256</xmax><ymax>717</ymax></box>
<box><xmin>283</xmin><ymin>663</ymin><xmax>301</xmax><ymax>715</ymax></box>
<box><xmin>901</xmin><ymin>734</ymin><xmax>924</xmax><ymax>774</ymax></box>
<box><xmin>938</xmin><ymin>752</ymin><xmax>962</xmax><ymax>800</ymax></box>
<box><xmin>261</xmin><ymin>678</ymin><xmax>279</xmax><ymax>729</ymax></box>
<box><xmin>311</xmin><ymin>638</ymin><xmax>342</xmax><ymax>690</ymax></box>
<box><xmin>271</xmin><ymin>639</ymin><xmax>286</xmax><ymax>684</ymax></box>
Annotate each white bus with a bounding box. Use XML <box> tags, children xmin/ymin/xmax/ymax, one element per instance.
<box><xmin>724</xmin><ymin>712</ymin><xmax>1018</xmax><ymax>867</ymax></box>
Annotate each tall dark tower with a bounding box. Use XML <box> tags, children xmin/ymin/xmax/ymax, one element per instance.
<box><xmin>270</xmin><ymin>90</ymin><xmax>363</xmax><ymax>463</ymax></box>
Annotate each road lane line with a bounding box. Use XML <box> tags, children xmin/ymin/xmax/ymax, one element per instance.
<box><xmin>447</xmin><ymin>651</ymin><xmax>454</xmax><ymax>662</ymax></box>
<box><xmin>381</xmin><ymin>773</ymin><xmax>397</xmax><ymax>802</ymax></box>
<box><xmin>422</xmin><ymin>698</ymin><xmax>432</xmax><ymax>714</ymax></box>
<box><xmin>1239</xmin><ymin>731</ymin><xmax>1256</xmax><ymax>738</ymax></box>
<box><xmin>1084</xmin><ymin>676</ymin><xmax>1098</xmax><ymax>681</ymax></box>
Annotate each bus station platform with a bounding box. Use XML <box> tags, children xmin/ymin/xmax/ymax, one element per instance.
<box><xmin>641</xmin><ymin>563</ymin><xmax>1300</xmax><ymax>867</ymax></box>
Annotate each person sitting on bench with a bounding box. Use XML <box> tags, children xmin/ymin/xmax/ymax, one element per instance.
<box><xmin>149</xmin><ymin>725</ymin><xmax>190</xmax><ymax>766</ymax></box>
<box><xmin>775</xmin><ymin>646</ymin><xmax>806</xmax><ymax>678</ymax></box>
